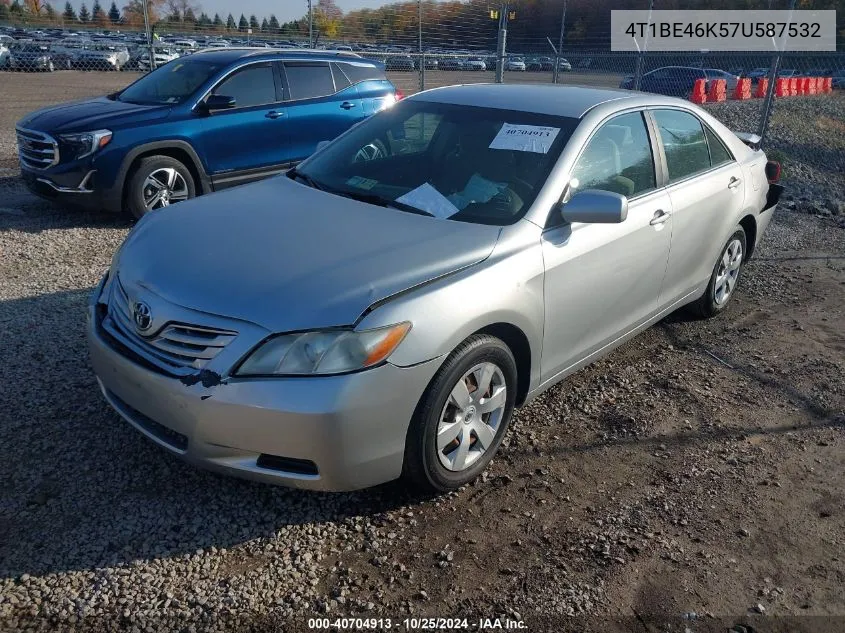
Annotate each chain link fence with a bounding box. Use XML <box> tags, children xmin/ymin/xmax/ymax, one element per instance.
<box><xmin>2</xmin><ymin>6</ymin><xmax>844</xmax><ymax>147</ymax></box>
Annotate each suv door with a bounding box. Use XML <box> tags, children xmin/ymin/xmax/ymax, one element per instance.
<box><xmin>279</xmin><ymin>60</ymin><xmax>366</xmax><ymax>164</ymax></box>
<box><xmin>540</xmin><ymin>111</ymin><xmax>672</xmax><ymax>382</ymax></box>
<box><xmin>650</xmin><ymin>108</ymin><xmax>745</xmax><ymax>305</ymax></box>
<box><xmin>193</xmin><ymin>61</ymin><xmax>287</xmax><ymax>186</ymax></box>
<box><xmin>334</xmin><ymin>60</ymin><xmax>394</xmax><ymax>115</ymax></box>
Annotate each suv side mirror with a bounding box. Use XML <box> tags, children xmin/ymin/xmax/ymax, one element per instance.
<box><xmin>560</xmin><ymin>190</ymin><xmax>628</xmax><ymax>224</ymax></box>
<box><xmin>204</xmin><ymin>94</ymin><xmax>237</xmax><ymax>112</ymax></box>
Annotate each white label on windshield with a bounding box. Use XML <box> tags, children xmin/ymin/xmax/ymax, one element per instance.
<box><xmin>489</xmin><ymin>123</ymin><xmax>561</xmax><ymax>154</ymax></box>
<box><xmin>396</xmin><ymin>183</ymin><xmax>459</xmax><ymax>219</ymax></box>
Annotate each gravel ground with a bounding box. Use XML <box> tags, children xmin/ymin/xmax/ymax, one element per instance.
<box><xmin>0</xmin><ymin>80</ymin><xmax>843</xmax><ymax>632</ymax></box>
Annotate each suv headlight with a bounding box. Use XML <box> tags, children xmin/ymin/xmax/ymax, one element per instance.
<box><xmin>236</xmin><ymin>322</ymin><xmax>411</xmax><ymax>377</ymax></box>
<box><xmin>58</xmin><ymin>129</ymin><xmax>112</xmax><ymax>161</ymax></box>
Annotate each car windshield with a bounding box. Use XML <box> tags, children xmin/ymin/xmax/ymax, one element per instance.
<box><xmin>119</xmin><ymin>59</ymin><xmax>221</xmax><ymax>105</ymax></box>
<box><xmin>293</xmin><ymin>100</ymin><xmax>578</xmax><ymax>226</ymax></box>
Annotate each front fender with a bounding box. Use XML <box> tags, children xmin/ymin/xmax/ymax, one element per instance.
<box><xmin>357</xmin><ymin>224</ymin><xmax>545</xmax><ymax>393</ymax></box>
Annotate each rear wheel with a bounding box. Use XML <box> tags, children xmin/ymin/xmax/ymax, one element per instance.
<box><xmin>126</xmin><ymin>155</ymin><xmax>196</xmax><ymax>219</ymax></box>
<box><xmin>689</xmin><ymin>227</ymin><xmax>746</xmax><ymax>318</ymax></box>
<box><xmin>403</xmin><ymin>335</ymin><xmax>517</xmax><ymax>493</ymax></box>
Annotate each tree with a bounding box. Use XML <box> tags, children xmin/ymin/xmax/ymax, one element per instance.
<box><xmin>268</xmin><ymin>14</ymin><xmax>279</xmax><ymax>33</ymax></box>
<box><xmin>62</xmin><ymin>0</ymin><xmax>76</xmax><ymax>20</ymax></box>
<box><xmin>78</xmin><ymin>1</ymin><xmax>90</xmax><ymax>21</ymax></box>
<box><xmin>260</xmin><ymin>17</ymin><xmax>267</xmax><ymax>31</ymax></box>
<box><xmin>225</xmin><ymin>13</ymin><xmax>235</xmax><ymax>30</ymax></box>
<box><xmin>0</xmin><ymin>3</ymin><xmax>9</xmax><ymax>21</ymax></box>
<box><xmin>122</xmin><ymin>0</ymin><xmax>166</xmax><ymax>27</ymax></box>
<box><xmin>183</xmin><ymin>6</ymin><xmax>194</xmax><ymax>25</ymax></box>
<box><xmin>25</xmin><ymin>0</ymin><xmax>46</xmax><ymax>15</ymax></box>
<box><xmin>91</xmin><ymin>0</ymin><xmax>107</xmax><ymax>25</ymax></box>
<box><xmin>45</xmin><ymin>2</ymin><xmax>56</xmax><ymax>19</ymax></box>
<box><xmin>314</xmin><ymin>0</ymin><xmax>343</xmax><ymax>39</ymax></box>
<box><xmin>249</xmin><ymin>14</ymin><xmax>258</xmax><ymax>30</ymax></box>
<box><xmin>108</xmin><ymin>0</ymin><xmax>119</xmax><ymax>22</ymax></box>
<box><xmin>237</xmin><ymin>13</ymin><xmax>247</xmax><ymax>30</ymax></box>
<box><xmin>212</xmin><ymin>12</ymin><xmax>222</xmax><ymax>29</ymax></box>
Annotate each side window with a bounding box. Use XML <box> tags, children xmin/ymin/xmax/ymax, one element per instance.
<box><xmin>338</xmin><ymin>62</ymin><xmax>383</xmax><ymax>85</ymax></box>
<box><xmin>652</xmin><ymin>109</ymin><xmax>712</xmax><ymax>182</ymax></box>
<box><xmin>331</xmin><ymin>63</ymin><xmax>352</xmax><ymax>90</ymax></box>
<box><xmin>570</xmin><ymin>112</ymin><xmax>656</xmax><ymax>198</ymax></box>
<box><xmin>284</xmin><ymin>62</ymin><xmax>336</xmax><ymax>101</ymax></box>
<box><xmin>704</xmin><ymin>125</ymin><xmax>733</xmax><ymax>166</ymax></box>
<box><xmin>212</xmin><ymin>63</ymin><xmax>276</xmax><ymax>108</ymax></box>
<box><xmin>386</xmin><ymin>112</ymin><xmax>443</xmax><ymax>156</ymax></box>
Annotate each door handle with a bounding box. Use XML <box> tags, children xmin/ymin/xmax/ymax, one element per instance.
<box><xmin>649</xmin><ymin>210</ymin><xmax>669</xmax><ymax>226</ymax></box>
<box><xmin>728</xmin><ymin>176</ymin><xmax>742</xmax><ymax>189</ymax></box>
<box><xmin>340</xmin><ymin>101</ymin><xmax>357</xmax><ymax>110</ymax></box>
<box><xmin>265</xmin><ymin>110</ymin><xmax>285</xmax><ymax>119</ymax></box>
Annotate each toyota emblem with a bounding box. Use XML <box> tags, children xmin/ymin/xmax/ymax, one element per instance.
<box><xmin>133</xmin><ymin>301</ymin><xmax>153</xmax><ymax>332</ymax></box>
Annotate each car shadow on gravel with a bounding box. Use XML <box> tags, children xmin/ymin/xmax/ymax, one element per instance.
<box><xmin>0</xmin><ymin>289</ymin><xmax>426</xmax><ymax>579</ymax></box>
<box><xmin>0</xmin><ymin>177</ymin><xmax>133</xmax><ymax>232</ymax></box>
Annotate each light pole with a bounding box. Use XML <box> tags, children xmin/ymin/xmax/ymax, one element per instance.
<box><xmin>419</xmin><ymin>0</ymin><xmax>425</xmax><ymax>91</ymax></box>
<box><xmin>553</xmin><ymin>0</ymin><xmax>567</xmax><ymax>84</ymax></box>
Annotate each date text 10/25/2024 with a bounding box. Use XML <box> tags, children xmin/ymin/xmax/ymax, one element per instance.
<box><xmin>308</xmin><ymin>617</ymin><xmax>527</xmax><ymax>630</ymax></box>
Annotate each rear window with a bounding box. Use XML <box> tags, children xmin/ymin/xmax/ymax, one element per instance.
<box><xmin>337</xmin><ymin>62</ymin><xmax>384</xmax><ymax>85</ymax></box>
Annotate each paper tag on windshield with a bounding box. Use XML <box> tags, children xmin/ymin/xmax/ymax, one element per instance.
<box><xmin>489</xmin><ymin>123</ymin><xmax>561</xmax><ymax>154</ymax></box>
<box><xmin>396</xmin><ymin>183</ymin><xmax>459</xmax><ymax>219</ymax></box>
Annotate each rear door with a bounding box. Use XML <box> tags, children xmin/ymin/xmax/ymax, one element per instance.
<box><xmin>334</xmin><ymin>60</ymin><xmax>395</xmax><ymax>115</ymax></box>
<box><xmin>193</xmin><ymin>61</ymin><xmax>288</xmax><ymax>186</ymax></box>
<box><xmin>650</xmin><ymin>108</ymin><xmax>746</xmax><ymax>306</ymax></box>
<box><xmin>279</xmin><ymin>60</ymin><xmax>366</xmax><ymax>164</ymax></box>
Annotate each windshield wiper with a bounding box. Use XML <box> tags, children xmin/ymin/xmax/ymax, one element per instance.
<box><xmin>289</xmin><ymin>168</ymin><xmax>325</xmax><ymax>191</ymax></box>
<box><xmin>333</xmin><ymin>189</ymin><xmax>435</xmax><ymax>217</ymax></box>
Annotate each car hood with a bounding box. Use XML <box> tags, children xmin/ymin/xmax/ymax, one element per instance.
<box><xmin>17</xmin><ymin>97</ymin><xmax>171</xmax><ymax>134</ymax></box>
<box><xmin>116</xmin><ymin>176</ymin><xmax>502</xmax><ymax>333</ymax></box>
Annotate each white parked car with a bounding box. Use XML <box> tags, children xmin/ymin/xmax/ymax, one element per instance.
<box><xmin>505</xmin><ymin>57</ymin><xmax>526</xmax><ymax>72</ymax></box>
<box><xmin>465</xmin><ymin>57</ymin><xmax>487</xmax><ymax>71</ymax></box>
<box><xmin>0</xmin><ymin>43</ymin><xmax>10</xmax><ymax>69</ymax></box>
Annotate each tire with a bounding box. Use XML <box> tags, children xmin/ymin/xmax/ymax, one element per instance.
<box><xmin>403</xmin><ymin>334</ymin><xmax>517</xmax><ymax>493</ymax></box>
<box><xmin>125</xmin><ymin>155</ymin><xmax>196</xmax><ymax>220</ymax></box>
<box><xmin>689</xmin><ymin>226</ymin><xmax>747</xmax><ymax>319</ymax></box>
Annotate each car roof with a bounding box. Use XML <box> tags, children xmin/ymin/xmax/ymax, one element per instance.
<box><xmin>410</xmin><ymin>84</ymin><xmax>644</xmax><ymax>118</ymax></box>
<box><xmin>189</xmin><ymin>48</ymin><xmax>375</xmax><ymax>65</ymax></box>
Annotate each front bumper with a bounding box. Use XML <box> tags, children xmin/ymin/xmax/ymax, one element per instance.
<box><xmin>86</xmin><ymin>300</ymin><xmax>442</xmax><ymax>491</ymax></box>
<box><xmin>21</xmin><ymin>165</ymin><xmax>121</xmax><ymax>212</ymax></box>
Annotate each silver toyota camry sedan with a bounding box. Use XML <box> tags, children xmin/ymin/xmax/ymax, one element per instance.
<box><xmin>88</xmin><ymin>84</ymin><xmax>783</xmax><ymax>493</ymax></box>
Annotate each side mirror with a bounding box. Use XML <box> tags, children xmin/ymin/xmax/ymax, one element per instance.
<box><xmin>316</xmin><ymin>140</ymin><xmax>331</xmax><ymax>152</ymax></box>
<box><xmin>203</xmin><ymin>94</ymin><xmax>237</xmax><ymax>112</ymax></box>
<box><xmin>560</xmin><ymin>189</ymin><xmax>628</xmax><ymax>224</ymax></box>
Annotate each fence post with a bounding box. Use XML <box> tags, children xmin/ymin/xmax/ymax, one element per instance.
<box><xmin>418</xmin><ymin>0</ymin><xmax>425</xmax><ymax>91</ymax></box>
<box><xmin>141</xmin><ymin>0</ymin><xmax>154</xmax><ymax>71</ymax></box>
<box><xmin>495</xmin><ymin>3</ymin><xmax>508</xmax><ymax>84</ymax></box>
<box><xmin>757</xmin><ymin>53</ymin><xmax>781</xmax><ymax>144</ymax></box>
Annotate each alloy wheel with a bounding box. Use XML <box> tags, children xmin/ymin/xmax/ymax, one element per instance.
<box><xmin>714</xmin><ymin>238</ymin><xmax>743</xmax><ymax>305</ymax></box>
<box><xmin>142</xmin><ymin>168</ymin><xmax>189</xmax><ymax>211</ymax></box>
<box><xmin>436</xmin><ymin>362</ymin><xmax>507</xmax><ymax>472</ymax></box>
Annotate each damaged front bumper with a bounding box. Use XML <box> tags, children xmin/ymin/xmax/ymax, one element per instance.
<box><xmin>86</xmin><ymin>276</ymin><xmax>441</xmax><ymax>491</ymax></box>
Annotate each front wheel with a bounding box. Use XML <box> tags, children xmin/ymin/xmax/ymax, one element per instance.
<box><xmin>403</xmin><ymin>334</ymin><xmax>517</xmax><ymax>493</ymax></box>
<box><xmin>125</xmin><ymin>155</ymin><xmax>196</xmax><ymax>219</ymax></box>
<box><xmin>689</xmin><ymin>227</ymin><xmax>747</xmax><ymax>318</ymax></box>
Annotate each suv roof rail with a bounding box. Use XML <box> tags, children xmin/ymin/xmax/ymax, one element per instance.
<box><xmin>192</xmin><ymin>46</ymin><xmax>362</xmax><ymax>59</ymax></box>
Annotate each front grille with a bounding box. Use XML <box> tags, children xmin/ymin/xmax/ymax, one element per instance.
<box><xmin>16</xmin><ymin>127</ymin><xmax>59</xmax><ymax>170</ymax></box>
<box><xmin>256</xmin><ymin>454</ymin><xmax>319</xmax><ymax>477</ymax></box>
<box><xmin>104</xmin><ymin>279</ymin><xmax>237</xmax><ymax>374</ymax></box>
<box><xmin>106</xmin><ymin>388</ymin><xmax>189</xmax><ymax>451</ymax></box>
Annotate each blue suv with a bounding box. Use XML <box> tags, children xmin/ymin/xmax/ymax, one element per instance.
<box><xmin>15</xmin><ymin>49</ymin><xmax>398</xmax><ymax>218</ymax></box>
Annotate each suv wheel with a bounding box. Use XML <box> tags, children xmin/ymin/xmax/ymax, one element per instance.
<box><xmin>126</xmin><ymin>155</ymin><xmax>196</xmax><ymax>219</ymax></box>
<box><xmin>403</xmin><ymin>334</ymin><xmax>517</xmax><ymax>493</ymax></box>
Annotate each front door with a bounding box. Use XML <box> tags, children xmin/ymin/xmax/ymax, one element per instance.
<box><xmin>540</xmin><ymin>111</ymin><xmax>672</xmax><ymax>383</ymax></box>
<box><xmin>194</xmin><ymin>61</ymin><xmax>288</xmax><ymax>183</ymax></box>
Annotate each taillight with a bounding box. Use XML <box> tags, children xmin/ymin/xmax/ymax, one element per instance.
<box><xmin>765</xmin><ymin>160</ymin><xmax>781</xmax><ymax>184</ymax></box>
<box><xmin>395</xmin><ymin>88</ymin><xmax>405</xmax><ymax>101</ymax></box>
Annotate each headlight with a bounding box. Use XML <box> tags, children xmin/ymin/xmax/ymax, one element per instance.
<box><xmin>57</xmin><ymin>129</ymin><xmax>112</xmax><ymax>161</ymax></box>
<box><xmin>236</xmin><ymin>322</ymin><xmax>411</xmax><ymax>376</ymax></box>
